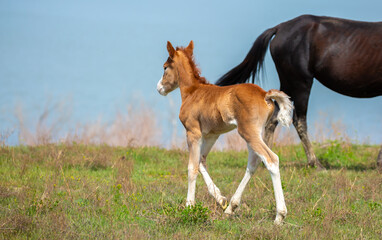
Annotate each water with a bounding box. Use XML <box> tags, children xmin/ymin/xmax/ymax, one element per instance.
<box><xmin>1</xmin><ymin>1</ymin><xmax>381</xmax><ymax>146</ymax></box>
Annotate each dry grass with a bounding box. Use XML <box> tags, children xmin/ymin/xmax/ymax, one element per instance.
<box><xmin>14</xmin><ymin>102</ymin><xmax>161</xmax><ymax>147</ymax></box>
<box><xmin>7</xmin><ymin>99</ymin><xmax>372</xmax><ymax>151</ymax></box>
<box><xmin>0</xmin><ymin>129</ymin><xmax>14</xmax><ymax>147</ymax></box>
<box><xmin>312</xmin><ymin>111</ymin><xmax>351</xmax><ymax>143</ymax></box>
<box><xmin>15</xmin><ymin>101</ymin><xmax>70</xmax><ymax>146</ymax></box>
<box><xmin>66</xmin><ymin>105</ymin><xmax>161</xmax><ymax>147</ymax></box>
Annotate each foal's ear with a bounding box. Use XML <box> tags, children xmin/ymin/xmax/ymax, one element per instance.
<box><xmin>167</xmin><ymin>41</ymin><xmax>176</xmax><ymax>59</ymax></box>
<box><xmin>185</xmin><ymin>40</ymin><xmax>194</xmax><ymax>55</ymax></box>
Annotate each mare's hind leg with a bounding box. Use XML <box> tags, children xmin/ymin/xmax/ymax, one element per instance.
<box><xmin>377</xmin><ymin>145</ymin><xmax>382</xmax><ymax>169</ymax></box>
<box><xmin>198</xmin><ymin>135</ymin><xmax>228</xmax><ymax>209</ymax></box>
<box><xmin>292</xmin><ymin>102</ymin><xmax>324</xmax><ymax>169</ymax></box>
<box><xmin>264</xmin><ymin>104</ymin><xmax>279</xmax><ymax>147</ymax></box>
<box><xmin>224</xmin><ymin>143</ymin><xmax>261</xmax><ymax>214</ymax></box>
<box><xmin>278</xmin><ymin>72</ymin><xmax>324</xmax><ymax>169</ymax></box>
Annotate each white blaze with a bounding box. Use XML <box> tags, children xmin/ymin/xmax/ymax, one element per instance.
<box><xmin>157</xmin><ymin>77</ymin><xmax>167</xmax><ymax>96</ymax></box>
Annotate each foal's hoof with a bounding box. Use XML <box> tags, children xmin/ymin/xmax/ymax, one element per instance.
<box><xmin>274</xmin><ymin>218</ymin><xmax>283</xmax><ymax>225</ymax></box>
<box><xmin>185</xmin><ymin>200</ymin><xmax>195</xmax><ymax>207</ymax></box>
<box><xmin>224</xmin><ymin>205</ymin><xmax>234</xmax><ymax>215</ymax></box>
<box><xmin>219</xmin><ymin>197</ymin><xmax>228</xmax><ymax>210</ymax></box>
<box><xmin>274</xmin><ymin>213</ymin><xmax>286</xmax><ymax>225</ymax></box>
<box><xmin>223</xmin><ymin>207</ymin><xmax>235</xmax><ymax>219</ymax></box>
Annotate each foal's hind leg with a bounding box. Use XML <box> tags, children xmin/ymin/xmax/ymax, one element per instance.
<box><xmin>249</xmin><ymin>139</ymin><xmax>287</xmax><ymax>224</ymax></box>
<box><xmin>224</xmin><ymin>143</ymin><xmax>261</xmax><ymax>214</ymax></box>
<box><xmin>231</xmin><ymin>127</ymin><xmax>287</xmax><ymax>224</ymax></box>
<box><xmin>199</xmin><ymin>135</ymin><xmax>228</xmax><ymax>209</ymax></box>
<box><xmin>256</xmin><ymin>141</ymin><xmax>287</xmax><ymax>224</ymax></box>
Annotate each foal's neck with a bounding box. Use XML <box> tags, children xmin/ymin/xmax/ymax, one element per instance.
<box><xmin>177</xmin><ymin>62</ymin><xmax>202</xmax><ymax>102</ymax></box>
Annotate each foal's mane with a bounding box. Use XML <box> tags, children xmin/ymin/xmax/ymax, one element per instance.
<box><xmin>176</xmin><ymin>47</ymin><xmax>210</xmax><ymax>85</ymax></box>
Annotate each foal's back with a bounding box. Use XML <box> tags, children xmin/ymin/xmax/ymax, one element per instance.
<box><xmin>179</xmin><ymin>83</ymin><xmax>274</xmax><ymax>135</ymax></box>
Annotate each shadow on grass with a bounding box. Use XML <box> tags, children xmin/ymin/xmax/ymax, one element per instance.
<box><xmin>319</xmin><ymin>158</ymin><xmax>377</xmax><ymax>171</ymax></box>
<box><xmin>282</xmin><ymin>160</ymin><xmax>377</xmax><ymax>172</ymax></box>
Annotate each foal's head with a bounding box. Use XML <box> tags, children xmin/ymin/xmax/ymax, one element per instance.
<box><xmin>157</xmin><ymin>41</ymin><xmax>207</xmax><ymax>96</ymax></box>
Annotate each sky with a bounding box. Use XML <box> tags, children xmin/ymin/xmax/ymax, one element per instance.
<box><xmin>0</xmin><ymin>0</ymin><xmax>381</xmax><ymax>145</ymax></box>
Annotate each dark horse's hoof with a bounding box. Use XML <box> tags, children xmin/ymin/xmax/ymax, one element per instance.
<box><xmin>308</xmin><ymin>160</ymin><xmax>326</xmax><ymax>171</ymax></box>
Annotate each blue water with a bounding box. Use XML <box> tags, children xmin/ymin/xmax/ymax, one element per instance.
<box><xmin>1</xmin><ymin>1</ymin><xmax>381</xmax><ymax>146</ymax></box>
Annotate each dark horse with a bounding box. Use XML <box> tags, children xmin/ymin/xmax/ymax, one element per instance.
<box><xmin>216</xmin><ymin>15</ymin><xmax>382</xmax><ymax>169</ymax></box>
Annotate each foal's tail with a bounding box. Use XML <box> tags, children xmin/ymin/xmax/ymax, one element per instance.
<box><xmin>265</xmin><ymin>90</ymin><xmax>293</xmax><ymax>127</ymax></box>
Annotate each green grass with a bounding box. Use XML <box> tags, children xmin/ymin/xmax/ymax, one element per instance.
<box><xmin>0</xmin><ymin>142</ymin><xmax>381</xmax><ymax>239</ymax></box>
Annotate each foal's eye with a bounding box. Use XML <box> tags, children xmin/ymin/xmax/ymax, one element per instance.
<box><xmin>164</xmin><ymin>67</ymin><xmax>168</xmax><ymax>71</ymax></box>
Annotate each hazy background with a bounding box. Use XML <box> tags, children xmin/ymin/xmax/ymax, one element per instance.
<box><xmin>0</xmin><ymin>0</ymin><xmax>381</xmax><ymax>146</ymax></box>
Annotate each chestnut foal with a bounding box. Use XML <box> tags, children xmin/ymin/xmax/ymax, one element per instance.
<box><xmin>157</xmin><ymin>41</ymin><xmax>293</xmax><ymax>224</ymax></box>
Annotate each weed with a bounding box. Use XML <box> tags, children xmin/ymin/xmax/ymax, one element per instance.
<box><xmin>179</xmin><ymin>203</ymin><xmax>210</xmax><ymax>225</ymax></box>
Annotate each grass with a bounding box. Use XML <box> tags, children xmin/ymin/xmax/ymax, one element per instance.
<box><xmin>0</xmin><ymin>142</ymin><xmax>381</xmax><ymax>239</ymax></box>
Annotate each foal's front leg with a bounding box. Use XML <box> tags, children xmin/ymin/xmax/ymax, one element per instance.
<box><xmin>199</xmin><ymin>135</ymin><xmax>228</xmax><ymax>209</ymax></box>
<box><xmin>186</xmin><ymin>132</ymin><xmax>202</xmax><ymax>206</ymax></box>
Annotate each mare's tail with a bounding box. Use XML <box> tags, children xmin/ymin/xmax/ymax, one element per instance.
<box><xmin>215</xmin><ymin>27</ymin><xmax>277</xmax><ymax>86</ymax></box>
<box><xmin>265</xmin><ymin>90</ymin><xmax>293</xmax><ymax>127</ymax></box>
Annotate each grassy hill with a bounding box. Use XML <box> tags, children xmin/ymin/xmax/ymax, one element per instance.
<box><xmin>1</xmin><ymin>142</ymin><xmax>381</xmax><ymax>239</ymax></box>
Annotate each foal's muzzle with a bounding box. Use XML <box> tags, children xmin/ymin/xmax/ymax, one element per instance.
<box><xmin>157</xmin><ymin>77</ymin><xmax>168</xmax><ymax>96</ymax></box>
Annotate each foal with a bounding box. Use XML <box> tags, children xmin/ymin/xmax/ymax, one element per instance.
<box><xmin>157</xmin><ymin>41</ymin><xmax>293</xmax><ymax>224</ymax></box>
